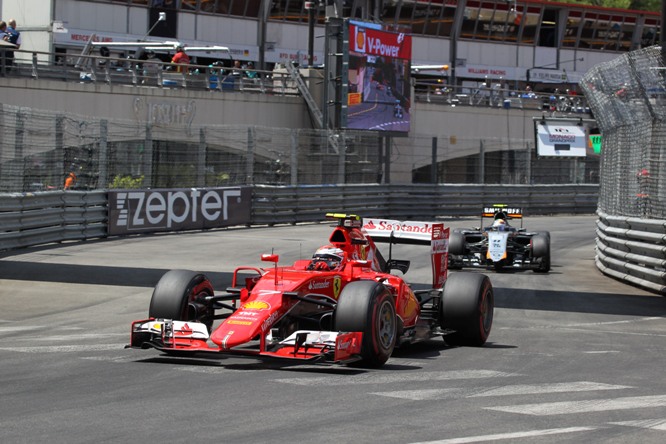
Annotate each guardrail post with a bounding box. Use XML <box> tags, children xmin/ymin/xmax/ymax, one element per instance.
<box><xmin>143</xmin><ymin>124</ymin><xmax>153</xmax><ymax>187</ymax></box>
<box><xmin>430</xmin><ymin>137</ymin><xmax>438</xmax><ymax>183</ymax></box>
<box><xmin>56</xmin><ymin>115</ymin><xmax>64</xmax><ymax>188</ymax></box>
<box><xmin>384</xmin><ymin>136</ymin><xmax>391</xmax><ymax>184</ymax></box>
<box><xmin>290</xmin><ymin>129</ymin><xmax>298</xmax><ymax>186</ymax></box>
<box><xmin>479</xmin><ymin>139</ymin><xmax>485</xmax><ymax>184</ymax></box>
<box><xmin>98</xmin><ymin>120</ymin><xmax>108</xmax><ymax>189</ymax></box>
<box><xmin>338</xmin><ymin>132</ymin><xmax>345</xmax><ymax>184</ymax></box>
<box><xmin>31</xmin><ymin>52</ymin><xmax>39</xmax><ymax>79</ymax></box>
<box><xmin>198</xmin><ymin>128</ymin><xmax>206</xmax><ymax>188</ymax></box>
<box><xmin>14</xmin><ymin>110</ymin><xmax>25</xmax><ymax>191</ymax></box>
<box><xmin>525</xmin><ymin>141</ymin><xmax>532</xmax><ymax>184</ymax></box>
<box><xmin>247</xmin><ymin>127</ymin><xmax>255</xmax><ymax>185</ymax></box>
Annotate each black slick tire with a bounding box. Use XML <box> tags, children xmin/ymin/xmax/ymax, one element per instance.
<box><xmin>441</xmin><ymin>273</ymin><xmax>494</xmax><ymax>346</ymax></box>
<box><xmin>335</xmin><ymin>280</ymin><xmax>396</xmax><ymax>368</ymax></box>
<box><xmin>149</xmin><ymin>269</ymin><xmax>215</xmax><ymax>332</ymax></box>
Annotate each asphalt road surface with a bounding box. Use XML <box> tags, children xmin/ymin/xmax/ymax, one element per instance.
<box><xmin>1</xmin><ymin>215</ymin><xmax>665</xmax><ymax>443</ymax></box>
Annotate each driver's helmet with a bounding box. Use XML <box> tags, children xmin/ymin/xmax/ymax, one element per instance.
<box><xmin>308</xmin><ymin>245</ymin><xmax>344</xmax><ymax>271</ymax></box>
<box><xmin>492</xmin><ymin>218</ymin><xmax>507</xmax><ymax>230</ymax></box>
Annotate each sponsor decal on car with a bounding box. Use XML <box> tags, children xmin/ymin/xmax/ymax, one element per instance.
<box><xmin>242</xmin><ymin>301</ymin><xmax>270</xmax><ymax>311</ymax></box>
<box><xmin>308</xmin><ymin>280</ymin><xmax>331</xmax><ymax>291</ymax></box>
<box><xmin>333</xmin><ymin>276</ymin><xmax>342</xmax><ymax>299</ymax></box>
<box><xmin>226</xmin><ymin>320</ymin><xmax>253</xmax><ymax>326</ymax></box>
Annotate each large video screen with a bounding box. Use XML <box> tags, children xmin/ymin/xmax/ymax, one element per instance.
<box><xmin>346</xmin><ymin>23</ymin><xmax>412</xmax><ymax>133</ymax></box>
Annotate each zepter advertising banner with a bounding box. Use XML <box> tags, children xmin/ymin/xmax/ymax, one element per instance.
<box><xmin>108</xmin><ymin>187</ymin><xmax>251</xmax><ymax>235</ymax></box>
<box><xmin>347</xmin><ymin>23</ymin><xmax>412</xmax><ymax>133</ymax></box>
<box><xmin>535</xmin><ymin>122</ymin><xmax>587</xmax><ymax>157</ymax></box>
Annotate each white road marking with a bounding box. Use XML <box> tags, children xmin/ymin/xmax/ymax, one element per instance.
<box><xmin>582</xmin><ymin>351</ymin><xmax>620</xmax><ymax>354</ymax></box>
<box><xmin>487</xmin><ymin>394</ymin><xmax>666</xmax><ymax>416</ymax></box>
<box><xmin>409</xmin><ymin>426</ymin><xmax>597</xmax><ymax>444</ymax></box>
<box><xmin>563</xmin><ymin>317</ymin><xmax>664</xmax><ymax>327</ymax></box>
<box><xmin>373</xmin><ymin>381</ymin><xmax>630</xmax><ymax>401</ymax></box>
<box><xmin>274</xmin><ymin>370</ymin><xmax>517</xmax><ymax>386</ymax></box>
<box><xmin>610</xmin><ymin>418</ymin><xmax>666</xmax><ymax>430</ymax></box>
<box><xmin>16</xmin><ymin>333</ymin><xmax>127</xmax><ymax>341</ymax></box>
<box><xmin>468</xmin><ymin>381</ymin><xmax>630</xmax><ymax>397</ymax></box>
<box><xmin>0</xmin><ymin>344</ymin><xmax>126</xmax><ymax>353</ymax></box>
<box><xmin>0</xmin><ymin>326</ymin><xmax>46</xmax><ymax>333</ymax></box>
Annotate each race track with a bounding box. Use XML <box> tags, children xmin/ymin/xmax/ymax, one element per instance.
<box><xmin>1</xmin><ymin>215</ymin><xmax>665</xmax><ymax>444</ymax></box>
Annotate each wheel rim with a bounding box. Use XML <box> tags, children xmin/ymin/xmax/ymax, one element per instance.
<box><xmin>376</xmin><ymin>299</ymin><xmax>396</xmax><ymax>350</ymax></box>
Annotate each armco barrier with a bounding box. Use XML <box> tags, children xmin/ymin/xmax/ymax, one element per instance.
<box><xmin>595</xmin><ymin>211</ymin><xmax>666</xmax><ymax>295</ymax></box>
<box><xmin>0</xmin><ymin>191</ymin><xmax>107</xmax><ymax>251</ymax></box>
<box><xmin>0</xmin><ymin>185</ymin><xmax>598</xmax><ymax>253</ymax></box>
<box><xmin>250</xmin><ymin>184</ymin><xmax>600</xmax><ymax>225</ymax></box>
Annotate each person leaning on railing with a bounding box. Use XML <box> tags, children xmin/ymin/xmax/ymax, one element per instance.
<box><xmin>171</xmin><ymin>46</ymin><xmax>190</xmax><ymax>73</ymax></box>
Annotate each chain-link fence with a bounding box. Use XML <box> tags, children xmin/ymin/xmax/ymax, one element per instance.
<box><xmin>581</xmin><ymin>45</ymin><xmax>666</xmax><ymax>219</ymax></box>
<box><xmin>0</xmin><ymin>104</ymin><xmax>599</xmax><ymax>192</ymax></box>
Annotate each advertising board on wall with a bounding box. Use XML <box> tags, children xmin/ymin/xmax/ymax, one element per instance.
<box><xmin>346</xmin><ymin>22</ymin><xmax>412</xmax><ymax>133</ymax></box>
<box><xmin>535</xmin><ymin>122</ymin><xmax>587</xmax><ymax>157</ymax></box>
<box><xmin>108</xmin><ymin>187</ymin><xmax>251</xmax><ymax>235</ymax></box>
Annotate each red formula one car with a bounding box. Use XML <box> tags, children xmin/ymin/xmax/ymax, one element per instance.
<box><xmin>129</xmin><ymin>214</ymin><xmax>494</xmax><ymax>367</ymax></box>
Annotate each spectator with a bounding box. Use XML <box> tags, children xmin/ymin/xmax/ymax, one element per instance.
<box><xmin>170</xmin><ymin>46</ymin><xmax>190</xmax><ymax>72</ymax></box>
<box><xmin>231</xmin><ymin>59</ymin><xmax>242</xmax><ymax>76</ymax></box>
<box><xmin>141</xmin><ymin>50</ymin><xmax>161</xmax><ymax>84</ymax></box>
<box><xmin>64</xmin><ymin>172</ymin><xmax>77</xmax><ymax>190</ymax></box>
<box><xmin>245</xmin><ymin>61</ymin><xmax>258</xmax><ymax>79</ymax></box>
<box><xmin>7</xmin><ymin>19</ymin><xmax>20</xmax><ymax>50</ymax></box>
<box><xmin>0</xmin><ymin>21</ymin><xmax>10</xmax><ymax>72</ymax></box>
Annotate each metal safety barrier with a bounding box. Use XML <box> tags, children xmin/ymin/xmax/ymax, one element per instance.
<box><xmin>0</xmin><ymin>191</ymin><xmax>107</xmax><ymax>251</ymax></box>
<box><xmin>595</xmin><ymin>211</ymin><xmax>666</xmax><ymax>295</ymax></box>
<box><xmin>0</xmin><ymin>185</ymin><xmax>598</xmax><ymax>254</ymax></box>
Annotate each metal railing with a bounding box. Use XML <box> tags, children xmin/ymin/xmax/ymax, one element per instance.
<box><xmin>595</xmin><ymin>210</ymin><xmax>666</xmax><ymax>295</ymax></box>
<box><xmin>1</xmin><ymin>49</ymin><xmax>304</xmax><ymax>96</ymax></box>
<box><xmin>413</xmin><ymin>81</ymin><xmax>590</xmax><ymax>113</ymax></box>
<box><xmin>0</xmin><ymin>184</ymin><xmax>598</xmax><ymax>253</ymax></box>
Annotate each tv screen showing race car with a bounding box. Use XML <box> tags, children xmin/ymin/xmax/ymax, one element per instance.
<box><xmin>346</xmin><ymin>23</ymin><xmax>412</xmax><ymax>133</ymax></box>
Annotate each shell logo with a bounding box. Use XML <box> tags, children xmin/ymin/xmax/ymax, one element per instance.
<box><xmin>356</xmin><ymin>28</ymin><xmax>365</xmax><ymax>52</ymax></box>
<box><xmin>242</xmin><ymin>301</ymin><xmax>271</xmax><ymax>311</ymax></box>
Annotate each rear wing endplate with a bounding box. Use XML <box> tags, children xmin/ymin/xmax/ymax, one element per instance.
<box><xmin>363</xmin><ymin>218</ymin><xmax>449</xmax><ymax>288</ymax></box>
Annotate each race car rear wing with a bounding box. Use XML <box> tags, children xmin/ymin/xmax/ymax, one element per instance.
<box><xmin>363</xmin><ymin>218</ymin><xmax>449</xmax><ymax>288</ymax></box>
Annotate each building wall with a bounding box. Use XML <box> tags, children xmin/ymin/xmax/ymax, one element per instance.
<box><xmin>0</xmin><ymin>77</ymin><xmax>547</xmax><ymax>185</ymax></box>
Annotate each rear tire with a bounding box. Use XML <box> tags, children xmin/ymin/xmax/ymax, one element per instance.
<box><xmin>448</xmin><ymin>230</ymin><xmax>466</xmax><ymax>255</ymax></box>
<box><xmin>335</xmin><ymin>280</ymin><xmax>396</xmax><ymax>368</ymax></box>
<box><xmin>441</xmin><ymin>273</ymin><xmax>493</xmax><ymax>346</ymax></box>
<box><xmin>149</xmin><ymin>269</ymin><xmax>215</xmax><ymax>333</ymax></box>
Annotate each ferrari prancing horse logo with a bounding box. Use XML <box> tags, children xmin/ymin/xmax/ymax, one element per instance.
<box><xmin>333</xmin><ymin>276</ymin><xmax>342</xmax><ymax>299</ymax></box>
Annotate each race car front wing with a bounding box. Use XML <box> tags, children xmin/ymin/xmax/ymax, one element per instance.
<box><xmin>129</xmin><ymin>318</ymin><xmax>364</xmax><ymax>365</ymax></box>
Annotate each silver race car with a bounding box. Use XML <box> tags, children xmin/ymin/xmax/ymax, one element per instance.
<box><xmin>448</xmin><ymin>205</ymin><xmax>550</xmax><ymax>273</ymax></box>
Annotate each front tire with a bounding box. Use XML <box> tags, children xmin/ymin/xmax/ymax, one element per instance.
<box><xmin>149</xmin><ymin>269</ymin><xmax>215</xmax><ymax>333</ymax></box>
<box><xmin>441</xmin><ymin>273</ymin><xmax>493</xmax><ymax>346</ymax></box>
<box><xmin>532</xmin><ymin>233</ymin><xmax>551</xmax><ymax>273</ymax></box>
<box><xmin>335</xmin><ymin>280</ymin><xmax>396</xmax><ymax>368</ymax></box>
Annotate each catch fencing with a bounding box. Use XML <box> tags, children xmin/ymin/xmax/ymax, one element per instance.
<box><xmin>0</xmin><ymin>104</ymin><xmax>600</xmax><ymax>193</ymax></box>
<box><xmin>581</xmin><ymin>45</ymin><xmax>666</xmax><ymax>295</ymax></box>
